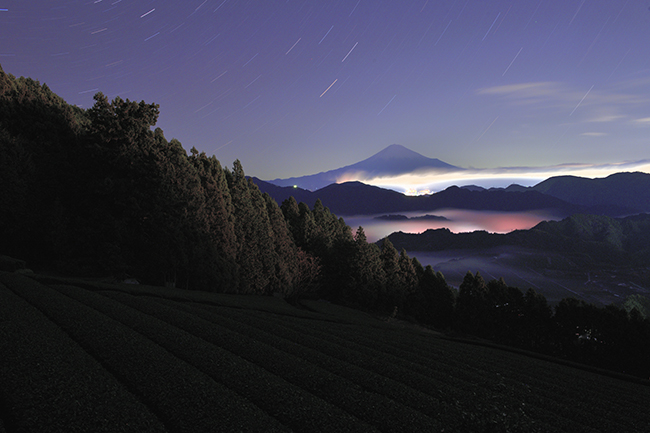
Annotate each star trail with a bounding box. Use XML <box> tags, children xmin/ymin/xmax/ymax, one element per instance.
<box><xmin>3</xmin><ymin>1</ymin><xmax>650</xmax><ymax>182</ymax></box>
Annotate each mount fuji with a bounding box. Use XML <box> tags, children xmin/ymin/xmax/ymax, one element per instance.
<box><xmin>267</xmin><ymin>144</ymin><xmax>462</xmax><ymax>191</ymax></box>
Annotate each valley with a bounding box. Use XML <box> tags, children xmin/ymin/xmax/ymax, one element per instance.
<box><xmin>259</xmin><ymin>155</ymin><xmax>650</xmax><ymax>308</ymax></box>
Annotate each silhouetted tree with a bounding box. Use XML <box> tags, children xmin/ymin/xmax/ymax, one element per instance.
<box><xmin>379</xmin><ymin>238</ymin><xmax>404</xmax><ymax>313</ymax></box>
<box><xmin>409</xmin><ymin>266</ymin><xmax>455</xmax><ymax>328</ymax></box>
<box><xmin>520</xmin><ymin>288</ymin><xmax>553</xmax><ymax>350</ymax></box>
<box><xmin>263</xmin><ymin>192</ymin><xmax>300</xmax><ymax>294</ymax></box>
<box><xmin>188</xmin><ymin>148</ymin><xmax>238</xmax><ymax>291</ymax></box>
<box><xmin>455</xmin><ymin>271</ymin><xmax>488</xmax><ymax>335</ymax></box>
<box><xmin>398</xmin><ymin>249</ymin><xmax>418</xmax><ymax>294</ymax></box>
<box><xmin>280</xmin><ymin>197</ymin><xmax>302</xmax><ymax>243</ymax></box>
<box><xmin>344</xmin><ymin>227</ymin><xmax>385</xmax><ymax>308</ymax></box>
<box><xmin>0</xmin><ymin>67</ymin><xmax>83</xmax><ymax>266</ymax></box>
<box><xmin>226</xmin><ymin>161</ymin><xmax>274</xmax><ymax>293</ymax></box>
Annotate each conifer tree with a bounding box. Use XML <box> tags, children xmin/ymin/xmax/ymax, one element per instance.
<box><xmin>437</xmin><ymin>271</ymin><xmax>456</xmax><ymax>320</ymax></box>
<box><xmin>485</xmin><ymin>278</ymin><xmax>525</xmax><ymax>342</ymax></box>
<box><xmin>189</xmin><ymin>149</ymin><xmax>238</xmax><ymax>291</ymax></box>
<box><xmin>227</xmin><ymin>160</ymin><xmax>264</xmax><ymax>293</ymax></box>
<box><xmin>380</xmin><ymin>238</ymin><xmax>403</xmax><ymax>312</ymax></box>
<box><xmin>263</xmin><ymin>192</ymin><xmax>300</xmax><ymax>294</ymax></box>
<box><xmin>0</xmin><ymin>68</ymin><xmax>83</xmax><ymax>266</ymax></box>
<box><xmin>246</xmin><ymin>179</ymin><xmax>277</xmax><ymax>293</ymax></box>
<box><xmin>398</xmin><ymin>249</ymin><xmax>418</xmax><ymax>294</ymax></box>
<box><xmin>280</xmin><ymin>197</ymin><xmax>302</xmax><ymax>243</ymax></box>
<box><xmin>416</xmin><ymin>266</ymin><xmax>455</xmax><ymax>328</ymax></box>
<box><xmin>296</xmin><ymin>202</ymin><xmax>319</xmax><ymax>249</ymax></box>
<box><xmin>309</xmin><ymin>199</ymin><xmax>338</xmax><ymax>255</ymax></box>
<box><xmin>521</xmin><ymin>288</ymin><xmax>552</xmax><ymax>349</ymax></box>
<box><xmin>456</xmin><ymin>271</ymin><xmax>488</xmax><ymax>335</ymax></box>
<box><xmin>291</xmin><ymin>247</ymin><xmax>321</xmax><ymax>299</ymax></box>
<box><xmin>347</xmin><ymin>227</ymin><xmax>385</xmax><ymax>308</ymax></box>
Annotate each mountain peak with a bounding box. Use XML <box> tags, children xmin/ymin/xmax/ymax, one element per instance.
<box><xmin>355</xmin><ymin>144</ymin><xmax>459</xmax><ymax>173</ymax></box>
<box><xmin>370</xmin><ymin>144</ymin><xmax>423</xmax><ymax>160</ymax></box>
<box><xmin>268</xmin><ymin>144</ymin><xmax>460</xmax><ymax>190</ymax></box>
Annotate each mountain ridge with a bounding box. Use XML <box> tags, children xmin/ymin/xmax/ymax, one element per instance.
<box><xmin>255</xmin><ymin>178</ymin><xmax>588</xmax><ymax>216</ymax></box>
<box><xmin>531</xmin><ymin>171</ymin><xmax>650</xmax><ymax>212</ymax></box>
<box><xmin>255</xmin><ymin>171</ymin><xmax>650</xmax><ymax>217</ymax></box>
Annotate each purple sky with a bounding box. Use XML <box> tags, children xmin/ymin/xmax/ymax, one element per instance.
<box><xmin>3</xmin><ymin>1</ymin><xmax>650</xmax><ymax>181</ymax></box>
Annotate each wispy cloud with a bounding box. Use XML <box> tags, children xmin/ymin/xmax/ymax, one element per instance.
<box><xmin>585</xmin><ymin>111</ymin><xmax>625</xmax><ymax>123</ymax></box>
<box><xmin>477</xmin><ymin>82</ymin><xmax>565</xmax><ymax>106</ymax></box>
<box><xmin>478</xmin><ymin>81</ymin><xmax>647</xmax><ymax>119</ymax></box>
<box><xmin>580</xmin><ymin>132</ymin><xmax>607</xmax><ymax>137</ymax></box>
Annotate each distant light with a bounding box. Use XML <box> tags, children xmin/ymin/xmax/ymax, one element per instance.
<box><xmin>404</xmin><ymin>188</ymin><xmax>431</xmax><ymax>196</ymax></box>
<box><xmin>293</xmin><ymin>185</ymin><xmax>298</xmax><ymax>189</ymax></box>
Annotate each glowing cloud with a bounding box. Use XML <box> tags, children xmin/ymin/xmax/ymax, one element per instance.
<box><xmin>356</xmin><ymin>160</ymin><xmax>650</xmax><ymax>194</ymax></box>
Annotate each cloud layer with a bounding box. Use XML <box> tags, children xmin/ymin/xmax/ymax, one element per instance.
<box><xmin>360</xmin><ymin>159</ymin><xmax>650</xmax><ymax>194</ymax></box>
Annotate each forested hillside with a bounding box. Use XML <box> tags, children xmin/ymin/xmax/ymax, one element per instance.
<box><xmin>0</xmin><ymin>66</ymin><xmax>452</xmax><ymax>320</ymax></box>
<box><xmin>0</xmin><ymin>65</ymin><xmax>307</xmax><ymax>294</ymax></box>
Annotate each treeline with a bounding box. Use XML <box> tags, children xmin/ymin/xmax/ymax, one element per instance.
<box><xmin>455</xmin><ymin>272</ymin><xmax>650</xmax><ymax>378</ymax></box>
<box><xmin>280</xmin><ymin>197</ymin><xmax>455</xmax><ymax>326</ymax></box>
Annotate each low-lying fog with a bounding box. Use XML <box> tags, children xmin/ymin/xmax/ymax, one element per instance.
<box><xmin>342</xmin><ymin>209</ymin><xmax>646</xmax><ymax>306</ymax></box>
<box><xmin>343</xmin><ymin>209</ymin><xmax>562</xmax><ymax>243</ymax></box>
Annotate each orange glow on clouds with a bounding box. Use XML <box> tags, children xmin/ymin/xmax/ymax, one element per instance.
<box><xmin>345</xmin><ymin>209</ymin><xmax>561</xmax><ymax>243</ymax></box>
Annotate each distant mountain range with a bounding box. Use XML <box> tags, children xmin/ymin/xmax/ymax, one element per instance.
<box><xmin>257</xmin><ymin>144</ymin><xmax>650</xmax><ymax>217</ymax></box>
<box><xmin>462</xmin><ymin>172</ymin><xmax>650</xmax><ymax>211</ymax></box>
<box><xmin>384</xmin><ymin>213</ymin><xmax>650</xmax><ymax>267</ymax></box>
<box><xmin>531</xmin><ymin>172</ymin><xmax>650</xmax><ymax>212</ymax></box>
<box><xmin>254</xmin><ymin>171</ymin><xmax>650</xmax><ymax>217</ymax></box>
<box><xmin>267</xmin><ymin>144</ymin><xmax>461</xmax><ymax>191</ymax></box>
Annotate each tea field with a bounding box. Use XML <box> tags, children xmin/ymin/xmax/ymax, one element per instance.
<box><xmin>1</xmin><ymin>271</ymin><xmax>649</xmax><ymax>432</ymax></box>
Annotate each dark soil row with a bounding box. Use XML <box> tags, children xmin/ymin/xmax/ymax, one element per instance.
<box><xmin>1</xmin><ymin>273</ymin><xmax>288</xmax><ymax>433</ymax></box>
<box><xmin>188</xmin><ymin>299</ymin><xmax>650</xmax><ymax>432</ymax></box>
<box><xmin>0</xmin><ymin>281</ymin><xmax>167</xmax><ymax>433</ymax></box>
<box><xmin>53</xmin><ymin>283</ymin><xmax>377</xmax><ymax>433</ymax></box>
<box><xmin>94</xmin><ymin>289</ymin><xmax>438</xmax><ymax>432</ymax></box>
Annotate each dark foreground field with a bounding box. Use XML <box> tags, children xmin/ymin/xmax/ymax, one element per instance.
<box><xmin>1</xmin><ymin>271</ymin><xmax>649</xmax><ymax>432</ymax></box>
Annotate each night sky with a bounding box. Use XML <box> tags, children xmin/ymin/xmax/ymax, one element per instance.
<box><xmin>3</xmin><ymin>1</ymin><xmax>650</xmax><ymax>186</ymax></box>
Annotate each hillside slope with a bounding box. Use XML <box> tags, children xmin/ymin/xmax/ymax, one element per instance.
<box><xmin>1</xmin><ymin>271</ymin><xmax>649</xmax><ymax>432</ymax></box>
<box><xmin>532</xmin><ymin>172</ymin><xmax>650</xmax><ymax>214</ymax></box>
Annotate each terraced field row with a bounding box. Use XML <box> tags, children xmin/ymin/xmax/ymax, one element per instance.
<box><xmin>1</xmin><ymin>271</ymin><xmax>649</xmax><ymax>432</ymax></box>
